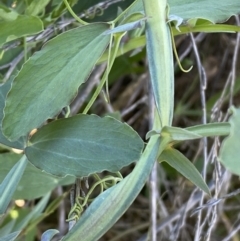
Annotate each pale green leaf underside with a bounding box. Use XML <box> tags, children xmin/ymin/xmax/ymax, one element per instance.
<box><xmin>0</xmin><ymin>153</ymin><xmax>75</xmax><ymax>200</ymax></box>
<box><xmin>25</xmin><ymin>114</ymin><xmax>144</xmax><ymax>177</ymax></box>
<box><xmin>0</xmin><ymin>15</ymin><xmax>43</xmax><ymax>47</ymax></box>
<box><xmin>124</xmin><ymin>0</ymin><xmax>240</xmax><ymax>24</ymax></box>
<box><xmin>159</xmin><ymin>148</ymin><xmax>210</xmax><ymax>195</ymax></box>
<box><xmin>219</xmin><ymin>107</ymin><xmax>240</xmax><ymax>176</ymax></box>
<box><xmin>3</xmin><ymin>23</ymin><xmax>111</xmax><ymax>141</ymax></box>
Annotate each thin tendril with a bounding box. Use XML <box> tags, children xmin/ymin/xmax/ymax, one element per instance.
<box><xmin>63</xmin><ymin>0</ymin><xmax>88</xmax><ymax>25</ymax></box>
<box><xmin>168</xmin><ymin>23</ymin><xmax>193</xmax><ymax>73</ymax></box>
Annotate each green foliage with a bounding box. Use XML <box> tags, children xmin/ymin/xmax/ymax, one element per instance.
<box><xmin>159</xmin><ymin>148</ymin><xmax>210</xmax><ymax>195</ymax></box>
<box><xmin>25</xmin><ymin>114</ymin><xmax>144</xmax><ymax>177</ymax></box>
<box><xmin>0</xmin><ymin>13</ymin><xmax>43</xmax><ymax>47</ymax></box>
<box><xmin>0</xmin><ymin>153</ymin><xmax>74</xmax><ymax>199</ymax></box>
<box><xmin>0</xmin><ymin>0</ymin><xmax>240</xmax><ymax>240</ymax></box>
<box><xmin>219</xmin><ymin>107</ymin><xmax>240</xmax><ymax>175</ymax></box>
<box><xmin>3</xmin><ymin>23</ymin><xmax>111</xmax><ymax>141</ymax></box>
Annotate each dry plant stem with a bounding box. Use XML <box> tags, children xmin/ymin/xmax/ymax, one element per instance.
<box><xmin>99</xmin><ymin>89</ymin><xmax>114</xmax><ymax>113</ymax></box>
<box><xmin>137</xmin><ymin>182</ymin><xmax>215</xmax><ymax>241</ymax></box>
<box><xmin>190</xmin><ymin>33</ymin><xmax>208</xmax><ymax>241</ymax></box>
<box><xmin>157</xmin><ymin>194</ymin><xmax>173</xmax><ymax>235</ymax></box>
<box><xmin>3</xmin><ymin>51</ymin><xmax>25</xmax><ymax>82</ymax></box>
<box><xmin>109</xmin><ymin>222</ymin><xmax>150</xmax><ymax>241</ymax></box>
<box><xmin>222</xmin><ymin>221</ymin><xmax>240</xmax><ymax>241</ymax></box>
<box><xmin>57</xmin><ymin>186</ymin><xmax>66</xmax><ymax>235</ymax></box>
<box><xmin>229</xmin><ymin>16</ymin><xmax>240</xmax><ymax>107</ymax></box>
<box><xmin>125</xmin><ymin>74</ymin><xmax>147</xmax><ymax>108</ymax></box>
<box><xmin>121</xmin><ymin>95</ymin><xmax>148</xmax><ymax>118</ymax></box>
<box><xmin>68</xmin><ymin>184</ymin><xmax>77</xmax><ymax>231</ymax></box>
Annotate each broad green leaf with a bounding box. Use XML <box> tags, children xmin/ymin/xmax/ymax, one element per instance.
<box><xmin>0</xmin><ymin>153</ymin><xmax>75</xmax><ymax>200</ymax></box>
<box><xmin>0</xmin><ymin>80</ymin><xmax>26</xmax><ymax>149</ymax></box>
<box><xmin>25</xmin><ymin>114</ymin><xmax>144</xmax><ymax>177</ymax></box>
<box><xmin>41</xmin><ymin>229</ymin><xmax>59</xmax><ymax>241</ymax></box>
<box><xmin>0</xmin><ymin>15</ymin><xmax>43</xmax><ymax>47</ymax></box>
<box><xmin>62</xmin><ymin>135</ymin><xmax>162</xmax><ymax>241</ymax></box>
<box><xmin>159</xmin><ymin>148</ymin><xmax>210</xmax><ymax>195</ymax></box>
<box><xmin>169</xmin><ymin>0</ymin><xmax>240</xmax><ymax>24</ymax></box>
<box><xmin>0</xmin><ymin>231</ymin><xmax>20</xmax><ymax>241</ymax></box>
<box><xmin>25</xmin><ymin>0</ymin><xmax>51</xmax><ymax>16</ymax></box>
<box><xmin>185</xmin><ymin>122</ymin><xmax>230</xmax><ymax>137</ymax></box>
<box><xmin>0</xmin><ymin>155</ymin><xmax>27</xmax><ymax>214</ymax></box>
<box><xmin>3</xmin><ymin>23</ymin><xmax>111</xmax><ymax>141</ymax></box>
<box><xmin>123</xmin><ymin>0</ymin><xmax>240</xmax><ymax>25</ymax></box>
<box><xmin>0</xmin><ymin>7</ymin><xmax>18</xmax><ymax>21</ymax></box>
<box><xmin>219</xmin><ymin>107</ymin><xmax>240</xmax><ymax>176</ymax></box>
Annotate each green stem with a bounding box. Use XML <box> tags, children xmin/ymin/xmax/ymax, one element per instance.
<box><xmin>143</xmin><ymin>0</ymin><xmax>174</xmax><ymax>127</ymax></box>
<box><xmin>63</xmin><ymin>0</ymin><xmax>88</xmax><ymax>25</ymax></box>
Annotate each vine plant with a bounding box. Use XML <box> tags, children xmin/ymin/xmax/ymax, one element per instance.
<box><xmin>0</xmin><ymin>0</ymin><xmax>240</xmax><ymax>240</ymax></box>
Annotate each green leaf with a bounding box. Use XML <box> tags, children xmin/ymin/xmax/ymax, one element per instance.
<box><xmin>0</xmin><ymin>155</ymin><xmax>28</xmax><ymax>215</ymax></box>
<box><xmin>162</xmin><ymin>126</ymin><xmax>201</xmax><ymax>141</ymax></box>
<box><xmin>123</xmin><ymin>0</ymin><xmax>240</xmax><ymax>25</ymax></box>
<box><xmin>169</xmin><ymin>0</ymin><xmax>240</xmax><ymax>24</ymax></box>
<box><xmin>0</xmin><ymin>6</ymin><xmax>18</xmax><ymax>21</ymax></box>
<box><xmin>25</xmin><ymin>0</ymin><xmax>51</xmax><ymax>16</ymax></box>
<box><xmin>41</xmin><ymin>229</ymin><xmax>59</xmax><ymax>241</ymax></box>
<box><xmin>219</xmin><ymin>107</ymin><xmax>240</xmax><ymax>176</ymax></box>
<box><xmin>62</xmin><ymin>135</ymin><xmax>162</xmax><ymax>241</ymax></box>
<box><xmin>0</xmin><ymin>153</ymin><xmax>75</xmax><ymax>200</ymax></box>
<box><xmin>159</xmin><ymin>148</ymin><xmax>210</xmax><ymax>195</ymax></box>
<box><xmin>3</xmin><ymin>23</ymin><xmax>111</xmax><ymax>141</ymax></box>
<box><xmin>0</xmin><ymin>231</ymin><xmax>21</xmax><ymax>241</ymax></box>
<box><xmin>0</xmin><ymin>15</ymin><xmax>43</xmax><ymax>47</ymax></box>
<box><xmin>185</xmin><ymin>122</ymin><xmax>230</xmax><ymax>137</ymax></box>
<box><xmin>0</xmin><ymin>80</ymin><xmax>26</xmax><ymax>149</ymax></box>
<box><xmin>25</xmin><ymin>114</ymin><xmax>144</xmax><ymax>177</ymax></box>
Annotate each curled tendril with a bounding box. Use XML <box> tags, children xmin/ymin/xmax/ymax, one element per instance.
<box><xmin>84</xmin><ymin>6</ymin><xmax>104</xmax><ymax>19</ymax></box>
<box><xmin>66</xmin><ymin>173</ymin><xmax>123</xmax><ymax>222</ymax></box>
<box><xmin>168</xmin><ymin>23</ymin><xmax>193</xmax><ymax>73</ymax></box>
